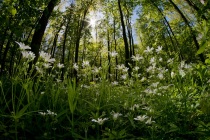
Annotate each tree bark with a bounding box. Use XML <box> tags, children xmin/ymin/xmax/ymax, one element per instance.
<box><xmin>1</xmin><ymin>32</ymin><xmax>14</xmax><ymax>74</ymax></box>
<box><xmin>30</xmin><ymin>0</ymin><xmax>59</xmax><ymax>65</ymax></box>
<box><xmin>151</xmin><ymin>0</ymin><xmax>183</xmax><ymax>60</ymax></box>
<box><xmin>61</xmin><ymin>18</ymin><xmax>70</xmax><ymax>80</ymax></box>
<box><xmin>184</xmin><ymin>0</ymin><xmax>207</xmax><ymax>20</ymax></box>
<box><xmin>169</xmin><ymin>0</ymin><xmax>205</xmax><ymax>62</ymax></box>
<box><xmin>74</xmin><ymin>8</ymin><xmax>88</xmax><ymax>80</ymax></box>
<box><xmin>113</xmin><ymin>18</ymin><xmax>118</xmax><ymax>80</ymax></box>
<box><xmin>118</xmin><ymin>0</ymin><xmax>131</xmax><ymax>73</ymax></box>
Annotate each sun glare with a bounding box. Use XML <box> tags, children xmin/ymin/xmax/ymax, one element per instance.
<box><xmin>89</xmin><ymin>18</ymin><xmax>96</xmax><ymax>28</ymax></box>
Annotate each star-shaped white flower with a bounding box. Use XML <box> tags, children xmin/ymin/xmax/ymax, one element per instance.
<box><xmin>15</xmin><ymin>41</ymin><xmax>31</xmax><ymax>50</ymax></box>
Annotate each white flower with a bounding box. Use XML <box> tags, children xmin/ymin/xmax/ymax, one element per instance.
<box><xmin>167</xmin><ymin>58</ymin><xmax>174</xmax><ymax>64</ymax></box>
<box><xmin>134</xmin><ymin>104</ymin><xmax>140</xmax><ymax>109</ymax></box>
<box><xmin>35</xmin><ymin>66</ymin><xmax>43</xmax><ymax>74</ymax></box>
<box><xmin>39</xmin><ymin>110</ymin><xmax>57</xmax><ymax>116</ymax></box>
<box><xmin>184</xmin><ymin>63</ymin><xmax>192</xmax><ymax>69</ymax></box>
<box><xmin>200</xmin><ymin>0</ymin><xmax>205</xmax><ymax>5</ymax></box>
<box><xmin>159</xmin><ymin>57</ymin><xmax>163</xmax><ymax>62</ymax></box>
<box><xmin>111</xmin><ymin>81</ymin><xmax>118</xmax><ymax>86</ymax></box>
<box><xmin>21</xmin><ymin>51</ymin><xmax>35</xmax><ymax>60</ymax></box>
<box><xmin>179</xmin><ymin>69</ymin><xmax>186</xmax><ymax>77</ymax></box>
<box><xmin>171</xmin><ymin>71</ymin><xmax>175</xmax><ymax>78</ymax></box>
<box><xmin>156</xmin><ymin>46</ymin><xmax>162</xmax><ymax>53</ymax></box>
<box><xmin>121</xmin><ymin>74</ymin><xmax>127</xmax><ymax>80</ymax></box>
<box><xmin>40</xmin><ymin>51</ymin><xmax>55</xmax><ymax>63</ymax></box>
<box><xmin>92</xmin><ymin>118</ymin><xmax>108</xmax><ymax>125</ymax></box>
<box><xmin>144</xmin><ymin>88</ymin><xmax>153</xmax><ymax>94</ymax></box>
<box><xmin>92</xmin><ymin>67</ymin><xmax>101</xmax><ymax>74</ymax></box>
<box><xmin>133</xmin><ymin>66</ymin><xmax>139</xmax><ymax>71</ymax></box>
<box><xmin>38</xmin><ymin>112</ymin><xmax>46</xmax><ymax>116</ymax></box>
<box><xmin>134</xmin><ymin>115</ymin><xmax>148</xmax><ymax>121</ymax></box>
<box><xmin>15</xmin><ymin>41</ymin><xmax>31</xmax><ymax>50</ymax></box>
<box><xmin>146</xmin><ymin>66</ymin><xmax>155</xmax><ymax>73</ymax></box>
<box><xmin>158</xmin><ymin>73</ymin><xmax>164</xmax><ymax>79</ymax></box>
<box><xmin>56</xmin><ymin>79</ymin><xmax>62</xmax><ymax>82</ymax></box>
<box><xmin>116</xmin><ymin>64</ymin><xmax>125</xmax><ymax>71</ymax></box>
<box><xmin>141</xmin><ymin>77</ymin><xmax>146</xmax><ymax>82</ymax></box>
<box><xmin>131</xmin><ymin>54</ymin><xmax>143</xmax><ymax>61</ymax></box>
<box><xmin>150</xmin><ymin>57</ymin><xmax>155</xmax><ymax>64</ymax></box>
<box><xmin>145</xmin><ymin>117</ymin><xmax>155</xmax><ymax>124</ymax></box>
<box><xmin>180</xmin><ymin>61</ymin><xmax>185</xmax><ymax>68</ymax></box>
<box><xmin>144</xmin><ymin>46</ymin><xmax>154</xmax><ymax>53</ymax></box>
<box><xmin>111</xmin><ymin>111</ymin><xmax>122</xmax><ymax>120</ymax></box>
<box><xmin>43</xmin><ymin>63</ymin><xmax>52</xmax><ymax>68</ymax></box>
<box><xmin>82</xmin><ymin>61</ymin><xmax>90</xmax><ymax>67</ymax></box>
<box><xmin>47</xmin><ymin>110</ymin><xmax>57</xmax><ymax>116</ymax></box>
<box><xmin>142</xmin><ymin>107</ymin><xmax>150</xmax><ymax>111</ymax></box>
<box><xmin>122</xmin><ymin>67</ymin><xmax>129</xmax><ymax>73</ymax></box>
<box><xmin>151</xmin><ymin>82</ymin><xmax>159</xmax><ymax>87</ymax></box>
<box><xmin>109</xmin><ymin>51</ymin><xmax>118</xmax><ymax>57</ymax></box>
<box><xmin>73</xmin><ymin>63</ymin><xmax>79</xmax><ymax>71</ymax></box>
<box><xmin>57</xmin><ymin>63</ymin><xmax>64</xmax><ymax>69</ymax></box>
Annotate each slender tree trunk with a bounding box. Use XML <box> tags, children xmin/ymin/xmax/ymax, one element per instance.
<box><xmin>30</xmin><ymin>0</ymin><xmax>59</xmax><ymax>66</ymax></box>
<box><xmin>61</xmin><ymin>18</ymin><xmax>70</xmax><ymax>80</ymax></box>
<box><xmin>107</xmin><ymin>29</ymin><xmax>111</xmax><ymax>79</ymax></box>
<box><xmin>1</xmin><ymin>32</ymin><xmax>14</xmax><ymax>74</ymax></box>
<box><xmin>169</xmin><ymin>0</ymin><xmax>205</xmax><ymax>62</ymax></box>
<box><xmin>74</xmin><ymin>8</ymin><xmax>88</xmax><ymax>80</ymax></box>
<box><xmin>82</xmin><ymin>34</ymin><xmax>86</xmax><ymax>62</ymax></box>
<box><xmin>113</xmin><ymin>18</ymin><xmax>118</xmax><ymax>80</ymax></box>
<box><xmin>184</xmin><ymin>0</ymin><xmax>207</xmax><ymax>20</ymax></box>
<box><xmin>151</xmin><ymin>0</ymin><xmax>183</xmax><ymax>60</ymax></box>
<box><xmin>118</xmin><ymin>0</ymin><xmax>131</xmax><ymax>74</ymax></box>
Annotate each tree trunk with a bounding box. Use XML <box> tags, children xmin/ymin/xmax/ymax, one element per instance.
<box><xmin>117</xmin><ymin>0</ymin><xmax>131</xmax><ymax>74</ymax></box>
<box><xmin>74</xmin><ymin>8</ymin><xmax>88</xmax><ymax>80</ymax></box>
<box><xmin>61</xmin><ymin>18</ymin><xmax>70</xmax><ymax>80</ymax></box>
<box><xmin>184</xmin><ymin>0</ymin><xmax>207</xmax><ymax>20</ymax></box>
<box><xmin>107</xmin><ymin>29</ymin><xmax>111</xmax><ymax>79</ymax></box>
<box><xmin>113</xmin><ymin>18</ymin><xmax>118</xmax><ymax>81</ymax></box>
<box><xmin>30</xmin><ymin>0</ymin><xmax>59</xmax><ymax>65</ymax></box>
<box><xmin>169</xmin><ymin>0</ymin><xmax>205</xmax><ymax>62</ymax></box>
<box><xmin>151</xmin><ymin>0</ymin><xmax>183</xmax><ymax>60</ymax></box>
<box><xmin>1</xmin><ymin>32</ymin><xmax>14</xmax><ymax>74</ymax></box>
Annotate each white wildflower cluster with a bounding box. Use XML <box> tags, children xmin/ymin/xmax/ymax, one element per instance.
<box><xmin>130</xmin><ymin>104</ymin><xmax>140</xmax><ymax>111</ymax></box>
<box><xmin>178</xmin><ymin>61</ymin><xmax>193</xmax><ymax>78</ymax></box>
<box><xmin>15</xmin><ymin>41</ymin><xmax>35</xmax><ymax>61</ymax></box>
<box><xmin>110</xmin><ymin>111</ymin><xmax>122</xmax><ymax>121</ymax></box>
<box><xmin>92</xmin><ymin>118</ymin><xmax>108</xmax><ymax>125</ymax></box>
<box><xmin>38</xmin><ymin>110</ymin><xmax>57</xmax><ymax>116</ymax></box>
<box><xmin>40</xmin><ymin>51</ymin><xmax>55</xmax><ymax>64</ymax></box>
<box><xmin>57</xmin><ymin>63</ymin><xmax>64</xmax><ymax>69</ymax></box>
<box><xmin>155</xmin><ymin>46</ymin><xmax>162</xmax><ymax>54</ymax></box>
<box><xmin>116</xmin><ymin>64</ymin><xmax>129</xmax><ymax>80</ymax></box>
<box><xmin>116</xmin><ymin>64</ymin><xmax>128</xmax><ymax>72</ymax></box>
<box><xmin>73</xmin><ymin>63</ymin><xmax>79</xmax><ymax>71</ymax></box>
<box><xmin>92</xmin><ymin>67</ymin><xmax>101</xmax><ymax>74</ymax></box>
<box><xmin>82</xmin><ymin>60</ymin><xmax>90</xmax><ymax>68</ymax></box>
<box><xmin>131</xmin><ymin>54</ymin><xmax>143</xmax><ymax>61</ymax></box>
<box><xmin>134</xmin><ymin>115</ymin><xmax>155</xmax><ymax>124</ymax></box>
<box><xmin>167</xmin><ymin>58</ymin><xmax>174</xmax><ymax>64</ymax></box>
<box><xmin>111</xmin><ymin>81</ymin><xmax>118</xmax><ymax>86</ymax></box>
<box><xmin>34</xmin><ymin>51</ymin><xmax>58</xmax><ymax>73</ymax></box>
<box><xmin>109</xmin><ymin>51</ymin><xmax>118</xmax><ymax>57</ymax></box>
<box><xmin>144</xmin><ymin>46</ymin><xmax>154</xmax><ymax>54</ymax></box>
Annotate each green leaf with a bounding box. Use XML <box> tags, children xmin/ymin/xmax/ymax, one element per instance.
<box><xmin>15</xmin><ymin>104</ymin><xmax>30</xmax><ymax>119</ymax></box>
<box><xmin>10</xmin><ymin>8</ymin><xmax>17</xmax><ymax>16</ymax></box>
<box><xmin>196</xmin><ymin>41</ymin><xmax>207</xmax><ymax>55</ymax></box>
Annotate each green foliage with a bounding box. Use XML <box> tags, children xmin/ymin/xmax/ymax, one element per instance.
<box><xmin>1</xmin><ymin>42</ymin><xmax>210</xmax><ymax>139</ymax></box>
<box><xmin>0</xmin><ymin>0</ymin><xmax>210</xmax><ymax>139</ymax></box>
